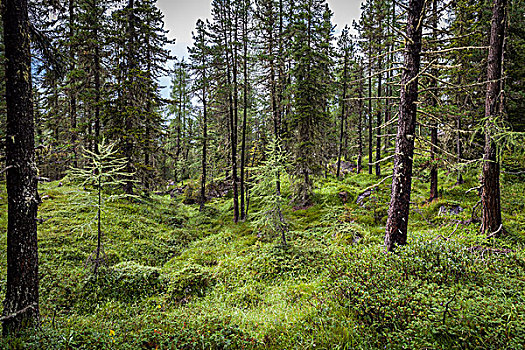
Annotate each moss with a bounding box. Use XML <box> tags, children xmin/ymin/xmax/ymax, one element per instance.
<box><xmin>166</xmin><ymin>264</ymin><xmax>212</xmax><ymax>303</ymax></box>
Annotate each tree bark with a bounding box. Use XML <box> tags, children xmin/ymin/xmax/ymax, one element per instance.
<box><xmin>240</xmin><ymin>1</ymin><xmax>249</xmax><ymax>220</ymax></box>
<box><xmin>2</xmin><ymin>0</ymin><xmax>40</xmax><ymax>334</ymax></box>
<box><xmin>375</xmin><ymin>61</ymin><xmax>382</xmax><ymax>177</ymax></box>
<box><xmin>124</xmin><ymin>0</ymin><xmax>135</xmax><ymax>195</ymax></box>
<box><xmin>429</xmin><ymin>0</ymin><xmax>439</xmax><ymax>202</ymax></box>
<box><xmin>385</xmin><ymin>0</ymin><xmax>425</xmax><ymax>251</ymax></box>
<box><xmin>481</xmin><ymin>0</ymin><xmax>507</xmax><ymax>236</ymax></box>
<box><xmin>336</xmin><ymin>50</ymin><xmax>348</xmax><ymax>178</ymax></box>
<box><xmin>222</xmin><ymin>1</ymin><xmax>239</xmax><ymax>222</ymax></box>
<box><xmin>69</xmin><ymin>0</ymin><xmax>78</xmax><ymax>167</ymax></box>
<box><xmin>368</xmin><ymin>45</ymin><xmax>373</xmax><ymax>174</ymax></box>
<box><xmin>357</xmin><ymin>65</ymin><xmax>364</xmax><ymax>173</ymax></box>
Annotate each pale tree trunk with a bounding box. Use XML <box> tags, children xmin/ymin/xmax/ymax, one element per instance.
<box><xmin>385</xmin><ymin>0</ymin><xmax>425</xmax><ymax>251</ymax></box>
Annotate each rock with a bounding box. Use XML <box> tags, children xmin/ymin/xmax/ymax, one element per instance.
<box><xmin>328</xmin><ymin>161</ymin><xmax>357</xmax><ymax>176</ymax></box>
<box><xmin>438</xmin><ymin>205</ymin><xmax>464</xmax><ymax>216</ymax></box>
<box><xmin>338</xmin><ymin>191</ymin><xmax>350</xmax><ymax>203</ymax></box>
<box><xmin>356</xmin><ymin>189</ymin><xmax>372</xmax><ymax>207</ymax></box>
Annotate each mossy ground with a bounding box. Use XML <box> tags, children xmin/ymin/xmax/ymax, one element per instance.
<box><xmin>0</xmin><ymin>161</ymin><xmax>524</xmax><ymax>349</ymax></box>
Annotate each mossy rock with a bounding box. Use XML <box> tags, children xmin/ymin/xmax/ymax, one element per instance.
<box><xmin>167</xmin><ymin>264</ymin><xmax>213</xmax><ymax>303</ymax></box>
<box><xmin>79</xmin><ymin>262</ymin><xmax>165</xmax><ymax>308</ymax></box>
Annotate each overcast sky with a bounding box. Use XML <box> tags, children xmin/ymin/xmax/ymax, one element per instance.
<box><xmin>156</xmin><ymin>0</ymin><xmax>362</xmax><ymax>95</ymax></box>
<box><xmin>157</xmin><ymin>0</ymin><xmax>361</xmax><ymax>56</ymax></box>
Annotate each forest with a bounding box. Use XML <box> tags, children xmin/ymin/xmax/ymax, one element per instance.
<box><xmin>1</xmin><ymin>0</ymin><xmax>525</xmax><ymax>348</ymax></box>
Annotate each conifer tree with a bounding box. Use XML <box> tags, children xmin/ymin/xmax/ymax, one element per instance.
<box><xmin>289</xmin><ymin>0</ymin><xmax>333</xmax><ymax>206</ymax></box>
<box><xmin>385</xmin><ymin>0</ymin><xmax>425</xmax><ymax>251</ymax></box>
<box><xmin>189</xmin><ymin>19</ymin><xmax>211</xmax><ymax>210</ymax></box>
<box><xmin>481</xmin><ymin>0</ymin><xmax>507</xmax><ymax>236</ymax></box>
<box><xmin>336</xmin><ymin>25</ymin><xmax>352</xmax><ymax>178</ymax></box>
<box><xmin>2</xmin><ymin>0</ymin><xmax>39</xmax><ymax>334</ymax></box>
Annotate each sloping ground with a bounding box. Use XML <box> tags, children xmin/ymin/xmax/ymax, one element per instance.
<box><xmin>0</xmin><ymin>169</ymin><xmax>524</xmax><ymax>349</ymax></box>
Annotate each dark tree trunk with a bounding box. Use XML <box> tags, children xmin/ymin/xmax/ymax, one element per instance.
<box><xmin>222</xmin><ymin>2</ymin><xmax>239</xmax><ymax>223</ymax></box>
<box><xmin>124</xmin><ymin>0</ymin><xmax>135</xmax><ymax>195</ymax></box>
<box><xmin>336</xmin><ymin>50</ymin><xmax>348</xmax><ymax>178</ymax></box>
<box><xmin>368</xmin><ymin>46</ymin><xmax>373</xmax><ymax>174</ymax></box>
<box><xmin>240</xmin><ymin>4</ymin><xmax>248</xmax><ymax>220</ymax></box>
<box><xmin>375</xmin><ymin>63</ymin><xmax>382</xmax><ymax>177</ymax></box>
<box><xmin>429</xmin><ymin>0</ymin><xmax>439</xmax><ymax>202</ymax></box>
<box><xmin>455</xmin><ymin>111</ymin><xmax>464</xmax><ymax>185</ymax></box>
<box><xmin>200</xmin><ymin>72</ymin><xmax>208</xmax><ymax>211</ymax></box>
<box><xmin>357</xmin><ymin>66</ymin><xmax>364</xmax><ymax>173</ymax></box>
<box><xmin>385</xmin><ymin>0</ymin><xmax>425</xmax><ymax>251</ymax></box>
<box><xmin>94</xmin><ymin>37</ymin><xmax>101</xmax><ymax>155</ymax></box>
<box><xmin>69</xmin><ymin>0</ymin><xmax>78</xmax><ymax>167</ymax></box>
<box><xmin>481</xmin><ymin>0</ymin><xmax>507</xmax><ymax>236</ymax></box>
<box><xmin>2</xmin><ymin>0</ymin><xmax>40</xmax><ymax>334</ymax></box>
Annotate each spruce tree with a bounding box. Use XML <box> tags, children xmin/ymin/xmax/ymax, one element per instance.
<box><xmin>481</xmin><ymin>0</ymin><xmax>507</xmax><ymax>236</ymax></box>
<box><xmin>289</xmin><ymin>0</ymin><xmax>333</xmax><ymax>206</ymax></box>
<box><xmin>2</xmin><ymin>0</ymin><xmax>40</xmax><ymax>334</ymax></box>
<box><xmin>385</xmin><ymin>0</ymin><xmax>425</xmax><ymax>251</ymax></box>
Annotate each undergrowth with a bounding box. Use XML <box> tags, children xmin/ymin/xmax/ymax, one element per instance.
<box><xmin>0</xmin><ymin>165</ymin><xmax>524</xmax><ymax>349</ymax></box>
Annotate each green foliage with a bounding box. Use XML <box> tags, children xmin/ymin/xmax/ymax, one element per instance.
<box><xmin>79</xmin><ymin>262</ymin><xmax>165</xmax><ymax>308</ymax></box>
<box><xmin>167</xmin><ymin>264</ymin><xmax>212</xmax><ymax>303</ymax></box>
<box><xmin>68</xmin><ymin>139</ymin><xmax>136</xmax><ymax>272</ymax></box>
<box><xmin>327</xmin><ymin>238</ymin><xmax>525</xmax><ymax>349</ymax></box>
<box><xmin>1</xmin><ymin>164</ymin><xmax>524</xmax><ymax>348</ymax></box>
<box><xmin>250</xmin><ymin>138</ymin><xmax>290</xmax><ymax>245</ymax></box>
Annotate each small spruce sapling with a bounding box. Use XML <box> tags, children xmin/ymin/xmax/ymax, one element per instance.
<box><xmin>250</xmin><ymin>138</ymin><xmax>289</xmax><ymax>246</ymax></box>
<box><xmin>68</xmin><ymin>139</ymin><xmax>135</xmax><ymax>274</ymax></box>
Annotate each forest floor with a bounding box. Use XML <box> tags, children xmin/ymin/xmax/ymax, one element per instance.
<box><xmin>1</xmin><ymin>162</ymin><xmax>525</xmax><ymax>349</ymax></box>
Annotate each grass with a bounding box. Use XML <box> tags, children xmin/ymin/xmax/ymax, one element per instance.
<box><xmin>0</xmin><ymin>161</ymin><xmax>524</xmax><ymax>349</ymax></box>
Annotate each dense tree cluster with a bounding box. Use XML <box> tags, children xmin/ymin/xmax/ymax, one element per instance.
<box><xmin>1</xmin><ymin>0</ymin><xmax>523</xmax><ymax>334</ymax></box>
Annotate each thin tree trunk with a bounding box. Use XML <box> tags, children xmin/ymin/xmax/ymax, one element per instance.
<box><xmin>200</xmin><ymin>73</ymin><xmax>208</xmax><ymax>211</ymax></box>
<box><xmin>94</xmin><ymin>177</ymin><xmax>102</xmax><ymax>275</ymax></box>
<box><xmin>240</xmin><ymin>3</ymin><xmax>248</xmax><ymax>220</ymax></box>
<box><xmin>357</xmin><ymin>65</ymin><xmax>364</xmax><ymax>174</ymax></box>
<box><xmin>481</xmin><ymin>0</ymin><xmax>507</xmax><ymax>236</ymax></box>
<box><xmin>94</xmin><ymin>37</ymin><xmax>101</xmax><ymax>155</ymax></box>
<box><xmin>337</xmin><ymin>50</ymin><xmax>348</xmax><ymax>178</ymax></box>
<box><xmin>222</xmin><ymin>1</ymin><xmax>239</xmax><ymax>222</ymax></box>
<box><xmin>368</xmin><ymin>46</ymin><xmax>373</xmax><ymax>174</ymax></box>
<box><xmin>429</xmin><ymin>0</ymin><xmax>439</xmax><ymax>201</ymax></box>
<box><xmin>375</xmin><ymin>62</ymin><xmax>382</xmax><ymax>177</ymax></box>
<box><xmin>124</xmin><ymin>0</ymin><xmax>135</xmax><ymax>195</ymax></box>
<box><xmin>385</xmin><ymin>0</ymin><xmax>425</xmax><ymax>251</ymax></box>
<box><xmin>2</xmin><ymin>0</ymin><xmax>40</xmax><ymax>333</ymax></box>
<box><xmin>69</xmin><ymin>0</ymin><xmax>78</xmax><ymax>167</ymax></box>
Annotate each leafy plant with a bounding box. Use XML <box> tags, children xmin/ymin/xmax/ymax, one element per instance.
<box><xmin>249</xmin><ymin>137</ymin><xmax>290</xmax><ymax>246</ymax></box>
<box><xmin>68</xmin><ymin>139</ymin><xmax>135</xmax><ymax>274</ymax></box>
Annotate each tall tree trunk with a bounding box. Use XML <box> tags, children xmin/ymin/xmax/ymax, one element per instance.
<box><xmin>357</xmin><ymin>66</ymin><xmax>364</xmax><ymax>173</ymax></box>
<box><xmin>481</xmin><ymin>0</ymin><xmax>507</xmax><ymax>236</ymax></box>
<box><xmin>385</xmin><ymin>0</ymin><xmax>425</xmax><ymax>251</ymax></box>
<box><xmin>455</xmin><ymin>108</ymin><xmax>464</xmax><ymax>185</ymax></box>
<box><xmin>222</xmin><ymin>1</ymin><xmax>239</xmax><ymax>222</ymax></box>
<box><xmin>94</xmin><ymin>37</ymin><xmax>101</xmax><ymax>155</ymax></box>
<box><xmin>200</xmin><ymin>70</ymin><xmax>208</xmax><ymax>211</ymax></box>
<box><xmin>375</xmin><ymin>62</ymin><xmax>382</xmax><ymax>177</ymax></box>
<box><xmin>144</xmin><ymin>17</ymin><xmax>152</xmax><ymax>190</ymax></box>
<box><xmin>429</xmin><ymin>0</ymin><xmax>439</xmax><ymax>201</ymax></box>
<box><xmin>368</xmin><ymin>46</ymin><xmax>373</xmax><ymax>174</ymax></box>
<box><xmin>2</xmin><ymin>0</ymin><xmax>40</xmax><ymax>334</ymax></box>
<box><xmin>240</xmin><ymin>4</ymin><xmax>248</xmax><ymax>220</ymax></box>
<box><xmin>69</xmin><ymin>0</ymin><xmax>78</xmax><ymax>167</ymax></box>
<box><xmin>336</xmin><ymin>50</ymin><xmax>348</xmax><ymax>178</ymax></box>
<box><xmin>124</xmin><ymin>0</ymin><xmax>135</xmax><ymax>195</ymax></box>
